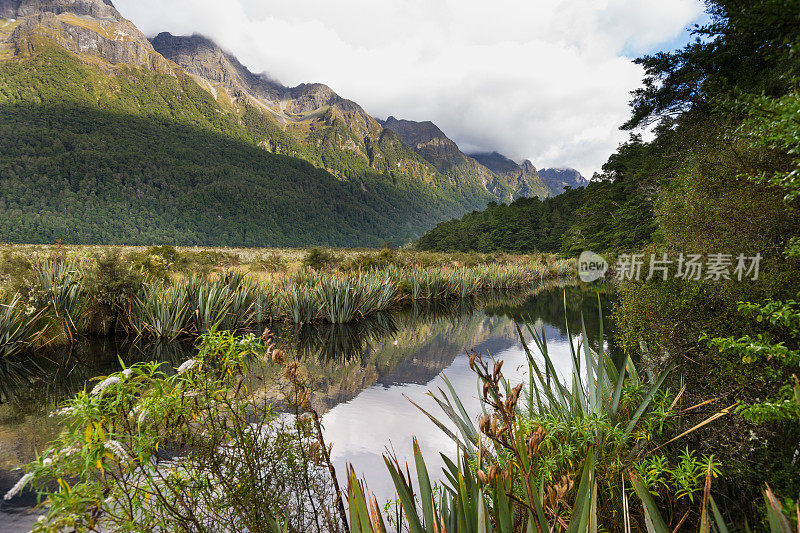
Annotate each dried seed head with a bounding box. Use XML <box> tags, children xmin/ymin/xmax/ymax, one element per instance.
<box><xmin>493</xmin><ymin>360</ymin><xmax>504</xmax><ymax>377</ymax></box>
<box><xmin>271</xmin><ymin>349</ymin><xmax>285</xmax><ymax>365</ymax></box>
<box><xmin>479</xmin><ymin>415</ymin><xmax>490</xmax><ymax>435</ymax></box>
<box><xmin>510</xmin><ymin>384</ymin><xmax>523</xmax><ymax>404</ymax></box>
<box><xmin>487</xmin><ymin>465</ymin><xmax>500</xmax><ymax>484</ymax></box>
<box><xmin>261</xmin><ymin>328</ymin><xmax>271</xmax><ymax>343</ymax></box>
<box><xmin>477</xmin><ymin>470</ymin><xmax>488</xmax><ymax>485</ymax></box>
<box><xmin>526</xmin><ymin>426</ymin><xmax>547</xmax><ymax>456</ymax></box>
<box><xmin>284</xmin><ymin>361</ymin><xmax>299</xmax><ymax>381</ymax></box>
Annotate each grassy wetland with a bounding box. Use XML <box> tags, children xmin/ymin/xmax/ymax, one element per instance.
<box><xmin>0</xmin><ymin>243</ymin><xmax>575</xmax><ymax>352</ymax></box>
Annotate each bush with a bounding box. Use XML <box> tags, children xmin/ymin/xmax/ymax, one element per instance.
<box><xmin>301</xmin><ymin>248</ymin><xmax>338</xmax><ymax>271</ymax></box>
<box><xmin>17</xmin><ymin>331</ymin><xmax>341</xmax><ymax>532</ymax></box>
<box><xmin>342</xmin><ymin>248</ymin><xmax>400</xmax><ymax>271</ymax></box>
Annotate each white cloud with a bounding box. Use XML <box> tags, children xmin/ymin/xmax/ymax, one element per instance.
<box><xmin>113</xmin><ymin>0</ymin><xmax>704</xmax><ymax>178</ymax></box>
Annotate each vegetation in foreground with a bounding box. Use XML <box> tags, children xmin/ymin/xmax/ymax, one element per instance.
<box><xmin>9</xmin><ymin>315</ymin><xmax>799</xmax><ymax>532</ymax></box>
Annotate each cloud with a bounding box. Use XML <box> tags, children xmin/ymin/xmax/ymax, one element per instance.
<box><xmin>113</xmin><ymin>0</ymin><xmax>704</xmax><ymax>177</ymax></box>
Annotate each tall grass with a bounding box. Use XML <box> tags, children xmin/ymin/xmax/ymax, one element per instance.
<box><xmin>129</xmin><ymin>283</ymin><xmax>191</xmax><ymax>340</ymax></box>
<box><xmin>0</xmin><ymin>294</ymin><xmax>42</xmax><ymax>358</ymax></box>
<box><xmin>186</xmin><ymin>276</ymin><xmax>234</xmax><ymax>333</ymax></box>
<box><xmin>0</xmin><ymin>252</ymin><xmax>575</xmax><ymax>350</ymax></box>
<box><xmin>33</xmin><ymin>259</ymin><xmax>89</xmax><ymax>341</ymax></box>
<box><xmin>280</xmin><ymin>282</ymin><xmax>321</xmax><ymax>324</ymax></box>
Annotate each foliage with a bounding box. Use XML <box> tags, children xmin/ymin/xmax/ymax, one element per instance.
<box><xmin>0</xmin><ymin>293</ymin><xmax>42</xmax><ymax>358</ymax></box>
<box><xmin>0</xmin><ymin>45</ymin><xmax>494</xmax><ymax>248</ymax></box>
<box><xmin>345</xmin><ymin>302</ymin><xmax>731</xmax><ymax>532</ymax></box>
<box><xmin>416</xmin><ymin>138</ymin><xmax>658</xmax><ymax>256</ymax></box>
<box><xmin>303</xmin><ymin>248</ymin><xmax>340</xmax><ymax>271</ymax></box>
<box><xmin>16</xmin><ymin>331</ymin><xmax>339</xmax><ymax>532</ymax></box>
<box><xmin>704</xmin><ymin>298</ymin><xmax>800</xmax><ymax>424</ymax></box>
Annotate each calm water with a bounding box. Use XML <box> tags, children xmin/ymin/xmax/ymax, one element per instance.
<box><xmin>0</xmin><ymin>283</ymin><xmax>615</xmax><ymax>529</ymax></box>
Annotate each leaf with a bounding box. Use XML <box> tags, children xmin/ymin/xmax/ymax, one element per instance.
<box><xmin>709</xmin><ymin>496</ymin><xmax>730</xmax><ymax>533</ymax></box>
<box><xmin>630</xmin><ymin>472</ymin><xmax>670</xmax><ymax>533</ymax></box>
<box><xmin>384</xmin><ymin>455</ymin><xmax>425</xmax><ymax>533</ymax></box>
<box><xmin>567</xmin><ymin>449</ymin><xmax>596</xmax><ymax>533</ymax></box>
<box><xmin>412</xmin><ymin>438</ymin><xmax>436</xmax><ymax>533</ymax></box>
<box><xmin>764</xmin><ymin>485</ymin><xmax>793</xmax><ymax>533</ymax></box>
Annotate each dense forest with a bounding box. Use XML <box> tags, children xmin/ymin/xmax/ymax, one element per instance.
<box><xmin>416</xmin><ymin>164</ymin><xmax>655</xmax><ymax>255</ymax></box>
<box><xmin>421</xmin><ymin>0</ymin><xmax>800</xmax><ymax>523</ymax></box>
<box><xmin>0</xmin><ymin>45</ymin><xmax>487</xmax><ymax>247</ymax></box>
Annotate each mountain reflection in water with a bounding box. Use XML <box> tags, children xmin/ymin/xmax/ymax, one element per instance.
<box><xmin>0</xmin><ymin>281</ymin><xmax>616</xmax><ymax>526</ymax></box>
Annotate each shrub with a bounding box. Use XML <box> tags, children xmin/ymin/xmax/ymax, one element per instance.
<box><xmin>14</xmin><ymin>331</ymin><xmax>340</xmax><ymax>532</ymax></box>
<box><xmin>302</xmin><ymin>247</ymin><xmax>338</xmax><ymax>271</ymax></box>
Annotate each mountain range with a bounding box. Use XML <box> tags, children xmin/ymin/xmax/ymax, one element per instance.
<box><xmin>0</xmin><ymin>0</ymin><xmax>586</xmax><ymax>246</ymax></box>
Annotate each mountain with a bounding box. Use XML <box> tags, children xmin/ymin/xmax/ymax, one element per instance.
<box><xmin>148</xmin><ymin>32</ymin><xmax>499</xmax><ymax>200</ymax></box>
<box><xmin>470</xmin><ymin>152</ymin><xmax>554</xmax><ymax>198</ymax></box>
<box><xmin>537</xmin><ymin>168</ymin><xmax>589</xmax><ymax>194</ymax></box>
<box><xmin>0</xmin><ymin>0</ymin><xmax>576</xmax><ymax>247</ymax></box>
<box><xmin>0</xmin><ymin>0</ymin><xmax>509</xmax><ymax>246</ymax></box>
<box><xmin>380</xmin><ymin>117</ymin><xmax>550</xmax><ymax>200</ymax></box>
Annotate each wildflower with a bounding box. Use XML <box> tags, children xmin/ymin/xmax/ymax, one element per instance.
<box><xmin>91</xmin><ymin>376</ymin><xmax>121</xmax><ymax>396</ymax></box>
<box><xmin>4</xmin><ymin>473</ymin><xmax>33</xmax><ymax>500</ymax></box>
<box><xmin>25</xmin><ymin>306</ymin><xmax>36</xmax><ymax>316</ymax></box>
<box><xmin>49</xmin><ymin>406</ymin><xmax>75</xmax><ymax>417</ymax></box>
<box><xmin>104</xmin><ymin>440</ymin><xmax>127</xmax><ymax>458</ymax></box>
<box><xmin>42</xmin><ymin>458</ymin><xmax>52</xmax><ymax>467</ymax></box>
<box><xmin>177</xmin><ymin>359</ymin><xmax>198</xmax><ymax>375</ymax></box>
<box><xmin>122</xmin><ymin>368</ymin><xmax>133</xmax><ymax>379</ymax></box>
<box><xmin>56</xmin><ymin>443</ymin><xmax>80</xmax><ymax>459</ymax></box>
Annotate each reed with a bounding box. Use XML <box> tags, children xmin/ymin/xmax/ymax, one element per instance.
<box><xmin>0</xmin><ymin>294</ymin><xmax>42</xmax><ymax>358</ymax></box>
<box><xmin>280</xmin><ymin>282</ymin><xmax>321</xmax><ymax>324</ymax></box>
<box><xmin>358</xmin><ymin>272</ymin><xmax>399</xmax><ymax>314</ymax></box>
<box><xmin>129</xmin><ymin>283</ymin><xmax>191</xmax><ymax>340</ymax></box>
<box><xmin>188</xmin><ymin>277</ymin><xmax>234</xmax><ymax>334</ymax></box>
<box><xmin>316</xmin><ymin>276</ymin><xmax>362</xmax><ymax>324</ymax></box>
<box><xmin>253</xmin><ymin>285</ymin><xmax>280</xmax><ymax>324</ymax></box>
<box><xmin>0</xmin><ymin>251</ymin><xmax>575</xmax><ymax>348</ymax></box>
<box><xmin>224</xmin><ymin>276</ymin><xmax>258</xmax><ymax>329</ymax></box>
<box><xmin>33</xmin><ymin>259</ymin><xmax>89</xmax><ymax>340</ymax></box>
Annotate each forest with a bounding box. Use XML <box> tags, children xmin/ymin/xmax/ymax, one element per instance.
<box><xmin>0</xmin><ymin>46</ymin><xmax>485</xmax><ymax>247</ymax></box>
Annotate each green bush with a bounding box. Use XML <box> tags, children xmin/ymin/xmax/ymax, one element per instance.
<box><xmin>15</xmin><ymin>331</ymin><xmax>340</xmax><ymax>532</ymax></box>
<box><xmin>302</xmin><ymin>248</ymin><xmax>338</xmax><ymax>271</ymax></box>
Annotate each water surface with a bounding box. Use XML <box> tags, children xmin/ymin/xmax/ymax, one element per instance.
<box><xmin>0</xmin><ymin>283</ymin><xmax>615</xmax><ymax>529</ymax></box>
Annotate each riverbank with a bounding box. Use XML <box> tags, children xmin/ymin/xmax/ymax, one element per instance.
<box><xmin>0</xmin><ymin>245</ymin><xmax>576</xmax><ymax>356</ymax></box>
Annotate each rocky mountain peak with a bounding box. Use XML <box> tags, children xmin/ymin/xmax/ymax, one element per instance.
<box><xmin>538</xmin><ymin>168</ymin><xmax>589</xmax><ymax>194</ymax></box>
<box><xmin>381</xmin><ymin>116</ymin><xmax>448</xmax><ymax>147</ymax></box>
<box><xmin>521</xmin><ymin>160</ymin><xmax>537</xmax><ymax>173</ymax></box>
<box><xmin>1</xmin><ymin>0</ymin><xmax>119</xmax><ymax>20</ymax></box>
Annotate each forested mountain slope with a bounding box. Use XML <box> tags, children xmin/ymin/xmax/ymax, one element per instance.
<box><xmin>0</xmin><ymin>0</ymin><xmax>526</xmax><ymax>246</ymax></box>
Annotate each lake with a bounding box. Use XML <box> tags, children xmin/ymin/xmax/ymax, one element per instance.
<box><xmin>0</xmin><ymin>282</ymin><xmax>615</xmax><ymax>530</ymax></box>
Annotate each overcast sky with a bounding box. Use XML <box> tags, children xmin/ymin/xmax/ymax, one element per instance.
<box><xmin>113</xmin><ymin>0</ymin><xmax>705</xmax><ymax>178</ymax></box>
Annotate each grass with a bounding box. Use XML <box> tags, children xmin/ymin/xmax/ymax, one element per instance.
<box><xmin>0</xmin><ymin>244</ymin><xmax>577</xmax><ymax>356</ymax></box>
